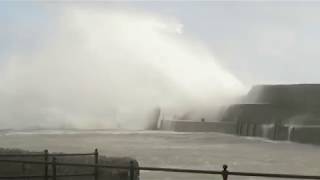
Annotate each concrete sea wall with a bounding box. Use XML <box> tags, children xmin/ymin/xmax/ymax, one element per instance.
<box><xmin>159</xmin><ymin>120</ymin><xmax>236</xmax><ymax>133</ymax></box>
<box><xmin>159</xmin><ymin>84</ymin><xmax>320</xmax><ymax>145</ymax></box>
<box><xmin>159</xmin><ymin>118</ymin><xmax>320</xmax><ymax>145</ymax></box>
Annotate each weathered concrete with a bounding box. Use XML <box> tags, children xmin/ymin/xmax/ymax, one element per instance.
<box><xmin>246</xmin><ymin>84</ymin><xmax>320</xmax><ymax>107</ymax></box>
<box><xmin>159</xmin><ymin>84</ymin><xmax>320</xmax><ymax>145</ymax></box>
<box><xmin>223</xmin><ymin>84</ymin><xmax>320</xmax><ymax>144</ymax></box>
<box><xmin>289</xmin><ymin>126</ymin><xmax>320</xmax><ymax>145</ymax></box>
<box><xmin>160</xmin><ymin>120</ymin><xmax>236</xmax><ymax>134</ymax></box>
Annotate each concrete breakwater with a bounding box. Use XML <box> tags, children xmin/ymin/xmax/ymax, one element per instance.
<box><xmin>236</xmin><ymin>122</ymin><xmax>320</xmax><ymax>144</ymax></box>
<box><xmin>159</xmin><ymin>84</ymin><xmax>320</xmax><ymax>145</ymax></box>
<box><xmin>159</xmin><ymin>120</ymin><xmax>236</xmax><ymax>133</ymax></box>
<box><xmin>159</xmin><ymin>119</ymin><xmax>320</xmax><ymax>144</ymax></box>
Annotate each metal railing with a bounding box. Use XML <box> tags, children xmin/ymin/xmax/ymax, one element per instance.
<box><xmin>1</xmin><ymin>149</ymin><xmax>320</xmax><ymax>180</ymax></box>
<box><xmin>0</xmin><ymin>149</ymin><xmax>99</xmax><ymax>180</ymax></box>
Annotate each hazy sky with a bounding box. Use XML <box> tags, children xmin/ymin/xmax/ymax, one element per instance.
<box><xmin>1</xmin><ymin>1</ymin><xmax>320</xmax><ymax>86</ymax></box>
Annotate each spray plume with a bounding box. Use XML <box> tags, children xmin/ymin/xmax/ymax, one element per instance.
<box><xmin>0</xmin><ymin>7</ymin><xmax>246</xmax><ymax>130</ymax></box>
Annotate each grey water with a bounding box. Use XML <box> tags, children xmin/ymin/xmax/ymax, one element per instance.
<box><xmin>0</xmin><ymin>130</ymin><xmax>319</xmax><ymax>180</ymax></box>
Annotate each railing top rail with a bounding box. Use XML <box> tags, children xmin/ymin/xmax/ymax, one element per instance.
<box><xmin>0</xmin><ymin>153</ymin><xmax>95</xmax><ymax>157</ymax></box>
<box><xmin>0</xmin><ymin>159</ymin><xmax>128</xmax><ymax>169</ymax></box>
<box><xmin>229</xmin><ymin>171</ymin><xmax>320</xmax><ymax>179</ymax></box>
<box><xmin>139</xmin><ymin>166</ymin><xmax>222</xmax><ymax>174</ymax></box>
<box><xmin>140</xmin><ymin>166</ymin><xmax>320</xmax><ymax>179</ymax></box>
<box><xmin>1</xmin><ymin>159</ymin><xmax>320</xmax><ymax>179</ymax></box>
<box><xmin>49</xmin><ymin>153</ymin><xmax>95</xmax><ymax>156</ymax></box>
<box><xmin>0</xmin><ymin>173</ymin><xmax>94</xmax><ymax>179</ymax></box>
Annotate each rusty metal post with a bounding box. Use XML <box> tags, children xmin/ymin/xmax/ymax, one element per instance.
<box><xmin>52</xmin><ymin>157</ymin><xmax>56</xmax><ymax>180</ymax></box>
<box><xmin>129</xmin><ymin>160</ymin><xmax>134</xmax><ymax>180</ymax></box>
<box><xmin>44</xmin><ymin>149</ymin><xmax>48</xmax><ymax>180</ymax></box>
<box><xmin>94</xmin><ymin>148</ymin><xmax>99</xmax><ymax>180</ymax></box>
<box><xmin>222</xmin><ymin>165</ymin><xmax>228</xmax><ymax>180</ymax></box>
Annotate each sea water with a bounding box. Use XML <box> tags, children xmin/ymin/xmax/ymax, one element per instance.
<box><xmin>0</xmin><ymin>130</ymin><xmax>319</xmax><ymax>180</ymax></box>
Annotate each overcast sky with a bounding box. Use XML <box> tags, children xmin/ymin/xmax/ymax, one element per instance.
<box><xmin>1</xmin><ymin>1</ymin><xmax>320</xmax><ymax>86</ymax></box>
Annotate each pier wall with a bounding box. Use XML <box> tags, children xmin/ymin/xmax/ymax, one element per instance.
<box><xmin>159</xmin><ymin>84</ymin><xmax>320</xmax><ymax>145</ymax></box>
<box><xmin>159</xmin><ymin>120</ymin><xmax>236</xmax><ymax>134</ymax></box>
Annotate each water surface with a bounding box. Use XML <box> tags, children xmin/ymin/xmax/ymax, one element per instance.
<box><xmin>0</xmin><ymin>130</ymin><xmax>319</xmax><ymax>180</ymax></box>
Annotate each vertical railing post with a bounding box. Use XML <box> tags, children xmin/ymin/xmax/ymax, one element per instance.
<box><xmin>44</xmin><ymin>149</ymin><xmax>48</xmax><ymax>180</ymax></box>
<box><xmin>22</xmin><ymin>162</ymin><xmax>26</xmax><ymax>180</ymax></box>
<box><xmin>222</xmin><ymin>165</ymin><xmax>228</xmax><ymax>180</ymax></box>
<box><xmin>94</xmin><ymin>148</ymin><xmax>99</xmax><ymax>180</ymax></box>
<box><xmin>129</xmin><ymin>160</ymin><xmax>134</xmax><ymax>180</ymax></box>
<box><xmin>52</xmin><ymin>157</ymin><xmax>56</xmax><ymax>180</ymax></box>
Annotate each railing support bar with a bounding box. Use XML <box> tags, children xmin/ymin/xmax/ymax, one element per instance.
<box><xmin>222</xmin><ymin>165</ymin><xmax>228</xmax><ymax>180</ymax></box>
<box><xmin>129</xmin><ymin>161</ymin><xmax>134</xmax><ymax>180</ymax></box>
<box><xmin>52</xmin><ymin>157</ymin><xmax>56</xmax><ymax>180</ymax></box>
<box><xmin>21</xmin><ymin>162</ymin><xmax>26</xmax><ymax>180</ymax></box>
<box><xmin>44</xmin><ymin>149</ymin><xmax>48</xmax><ymax>180</ymax></box>
<box><xmin>94</xmin><ymin>148</ymin><xmax>99</xmax><ymax>180</ymax></box>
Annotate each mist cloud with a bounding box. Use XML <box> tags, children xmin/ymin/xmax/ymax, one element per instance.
<box><xmin>0</xmin><ymin>7</ymin><xmax>245</xmax><ymax>129</ymax></box>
